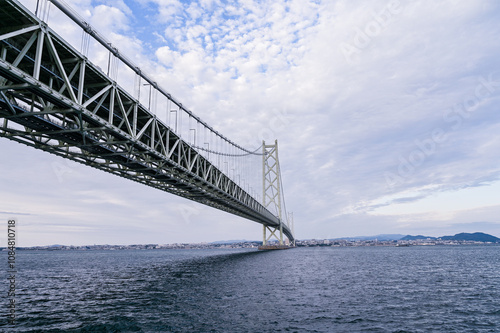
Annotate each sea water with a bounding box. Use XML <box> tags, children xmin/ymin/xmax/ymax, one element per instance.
<box><xmin>1</xmin><ymin>245</ymin><xmax>499</xmax><ymax>332</ymax></box>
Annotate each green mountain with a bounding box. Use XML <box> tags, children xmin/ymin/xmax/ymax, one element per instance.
<box><xmin>400</xmin><ymin>235</ymin><xmax>436</xmax><ymax>241</ymax></box>
<box><xmin>401</xmin><ymin>232</ymin><xmax>500</xmax><ymax>243</ymax></box>
<box><xmin>440</xmin><ymin>232</ymin><xmax>500</xmax><ymax>243</ymax></box>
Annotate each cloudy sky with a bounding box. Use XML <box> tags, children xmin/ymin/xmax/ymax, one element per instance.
<box><xmin>1</xmin><ymin>0</ymin><xmax>500</xmax><ymax>246</ymax></box>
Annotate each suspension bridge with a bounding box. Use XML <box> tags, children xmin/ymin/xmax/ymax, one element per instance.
<box><xmin>0</xmin><ymin>0</ymin><xmax>295</xmax><ymax>246</ymax></box>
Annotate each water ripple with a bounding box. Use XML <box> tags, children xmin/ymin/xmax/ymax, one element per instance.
<box><xmin>1</xmin><ymin>246</ymin><xmax>499</xmax><ymax>332</ymax></box>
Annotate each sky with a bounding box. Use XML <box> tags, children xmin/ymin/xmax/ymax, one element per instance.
<box><xmin>1</xmin><ymin>0</ymin><xmax>500</xmax><ymax>246</ymax></box>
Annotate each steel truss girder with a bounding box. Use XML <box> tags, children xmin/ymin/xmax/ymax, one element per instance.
<box><xmin>0</xmin><ymin>0</ymin><xmax>294</xmax><ymax>241</ymax></box>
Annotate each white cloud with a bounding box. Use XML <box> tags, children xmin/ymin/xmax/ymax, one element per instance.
<box><xmin>91</xmin><ymin>4</ymin><xmax>131</xmax><ymax>33</ymax></box>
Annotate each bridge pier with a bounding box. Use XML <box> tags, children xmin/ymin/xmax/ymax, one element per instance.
<box><xmin>259</xmin><ymin>225</ymin><xmax>292</xmax><ymax>250</ymax></box>
<box><xmin>262</xmin><ymin>225</ymin><xmax>282</xmax><ymax>246</ymax></box>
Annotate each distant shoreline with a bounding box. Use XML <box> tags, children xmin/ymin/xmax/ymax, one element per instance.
<box><xmin>3</xmin><ymin>240</ymin><xmax>499</xmax><ymax>251</ymax></box>
<box><xmin>5</xmin><ymin>232</ymin><xmax>498</xmax><ymax>250</ymax></box>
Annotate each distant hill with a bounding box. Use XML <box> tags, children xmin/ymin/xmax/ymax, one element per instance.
<box><xmin>440</xmin><ymin>232</ymin><xmax>500</xmax><ymax>243</ymax></box>
<box><xmin>401</xmin><ymin>235</ymin><xmax>437</xmax><ymax>241</ymax></box>
<box><xmin>332</xmin><ymin>234</ymin><xmax>406</xmax><ymax>241</ymax></box>
<box><xmin>400</xmin><ymin>232</ymin><xmax>500</xmax><ymax>243</ymax></box>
